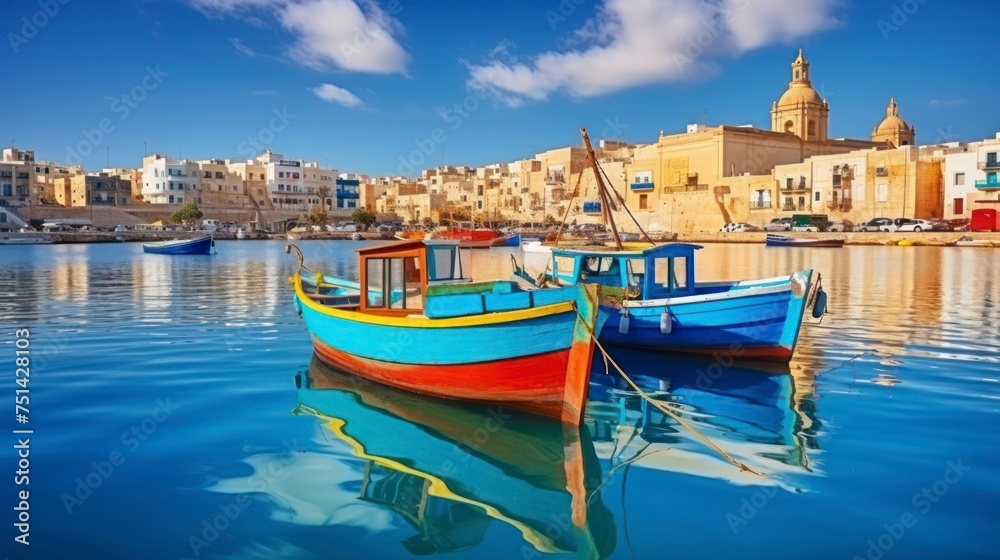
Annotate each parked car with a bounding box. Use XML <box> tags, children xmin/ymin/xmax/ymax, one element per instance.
<box><xmin>825</xmin><ymin>219</ymin><xmax>854</xmax><ymax>232</ymax></box>
<box><xmin>895</xmin><ymin>218</ymin><xmax>933</xmax><ymax>232</ymax></box>
<box><xmin>858</xmin><ymin>218</ymin><xmax>895</xmax><ymax>232</ymax></box>
<box><xmin>113</xmin><ymin>224</ymin><xmax>128</xmax><ymax>232</ymax></box>
<box><xmin>764</xmin><ymin>218</ymin><xmax>794</xmax><ymax>232</ymax></box>
<box><xmin>335</xmin><ymin>223</ymin><xmax>358</xmax><ymax>232</ymax></box>
<box><xmin>720</xmin><ymin>222</ymin><xmax>761</xmax><ymax>233</ymax></box>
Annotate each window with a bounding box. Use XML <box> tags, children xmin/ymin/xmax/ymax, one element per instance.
<box><xmin>279</xmin><ymin>172</ymin><xmax>285</xmax><ymax>178</ymax></box>
<box><xmin>814</xmin><ymin>191</ymin><xmax>821</xmax><ymax>202</ymax></box>
<box><xmin>876</xmin><ymin>184</ymin><xmax>888</xmax><ymax>203</ymax></box>
<box><xmin>672</xmin><ymin>257</ymin><xmax>688</xmax><ymax>290</ymax></box>
<box><xmin>808</xmin><ymin>120</ymin><xmax>816</xmax><ymax>138</ymax></box>
<box><xmin>954</xmin><ymin>198</ymin><xmax>964</xmax><ymax>215</ymax></box>
<box><xmin>168</xmin><ymin>195</ymin><xmax>175</xmax><ymax>203</ymax></box>
<box><xmin>653</xmin><ymin>257</ymin><xmax>687</xmax><ymax>291</ymax></box>
<box><xmin>786</xmin><ymin>178</ymin><xmax>793</xmax><ymax>189</ymax></box>
<box><xmin>366</xmin><ymin>259</ymin><xmax>384</xmax><ymax>307</ymax></box>
<box><xmin>639</xmin><ymin>194</ymin><xmax>648</xmax><ymax>209</ymax></box>
<box><xmin>955</xmin><ymin>173</ymin><xmax>965</xmax><ymax>185</ymax></box>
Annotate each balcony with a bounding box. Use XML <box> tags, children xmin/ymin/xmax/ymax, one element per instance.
<box><xmin>780</xmin><ymin>182</ymin><xmax>809</xmax><ymax>193</ymax></box>
<box><xmin>975</xmin><ymin>179</ymin><xmax>1000</xmax><ymax>190</ymax></box>
<box><xmin>750</xmin><ymin>200</ymin><xmax>772</xmax><ymax>209</ymax></box>
<box><xmin>826</xmin><ymin>199</ymin><xmax>853</xmax><ymax>212</ymax></box>
<box><xmin>629</xmin><ymin>181</ymin><xmax>654</xmax><ymax>191</ymax></box>
<box><xmin>336</xmin><ymin>191</ymin><xmax>360</xmax><ymax>199</ymax></box>
<box><xmin>664</xmin><ymin>184</ymin><xmax>708</xmax><ymax>193</ymax></box>
<box><xmin>782</xmin><ymin>203</ymin><xmax>808</xmax><ymax>212</ymax></box>
<box><xmin>977</xmin><ymin>160</ymin><xmax>999</xmax><ymax>171</ymax></box>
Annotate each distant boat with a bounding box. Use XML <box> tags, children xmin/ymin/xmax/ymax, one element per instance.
<box><xmin>766</xmin><ymin>234</ymin><xmax>844</xmax><ymax>248</ymax></box>
<box><xmin>439</xmin><ymin>222</ymin><xmax>507</xmax><ymax>248</ymax></box>
<box><xmin>142</xmin><ymin>236</ymin><xmax>215</xmax><ymax>255</ymax></box>
<box><xmin>351</xmin><ymin>232</ymin><xmax>363</xmax><ymax>240</ymax></box>
<box><xmin>515</xmin><ymin>243</ymin><xmax>823</xmax><ymax>362</ymax></box>
<box><xmin>236</xmin><ymin>228</ymin><xmax>246</xmax><ymax>240</ymax></box>
<box><xmin>287</xmin><ymin>239</ymin><xmax>607</xmax><ymax>424</ymax></box>
<box><xmin>0</xmin><ymin>235</ymin><xmax>55</xmax><ymax>245</ymax></box>
<box><xmin>954</xmin><ymin>235</ymin><xmax>996</xmax><ymax>247</ymax></box>
<box><xmin>503</xmin><ymin>232</ymin><xmax>521</xmax><ymax>246</ymax></box>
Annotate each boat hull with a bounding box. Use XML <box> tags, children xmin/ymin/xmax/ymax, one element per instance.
<box><xmin>766</xmin><ymin>235</ymin><xmax>844</xmax><ymax>248</ymax></box>
<box><xmin>294</xmin><ymin>279</ymin><xmax>605</xmax><ymax>424</ymax></box>
<box><xmin>598</xmin><ymin>271</ymin><xmax>813</xmax><ymax>362</ymax></box>
<box><xmin>142</xmin><ymin>236</ymin><xmax>215</xmax><ymax>255</ymax></box>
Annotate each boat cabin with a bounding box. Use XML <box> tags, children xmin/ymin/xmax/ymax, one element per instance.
<box><xmin>358</xmin><ymin>239</ymin><xmax>469</xmax><ymax>314</ymax></box>
<box><xmin>550</xmin><ymin>244</ymin><xmax>701</xmax><ymax>300</ymax></box>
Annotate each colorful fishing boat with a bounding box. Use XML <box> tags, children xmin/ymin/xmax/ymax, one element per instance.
<box><xmin>514</xmin><ymin>243</ymin><xmax>825</xmax><ymax>362</ymax></box>
<box><xmin>142</xmin><ymin>235</ymin><xmax>215</xmax><ymax>255</ymax></box>
<box><xmin>765</xmin><ymin>234</ymin><xmax>844</xmax><ymax>248</ymax></box>
<box><xmin>288</xmin><ymin>239</ymin><xmax>607</xmax><ymax>423</ymax></box>
<box><xmin>439</xmin><ymin>222</ymin><xmax>509</xmax><ymax>248</ymax></box>
<box><xmin>286</xmin><ymin>358</ymin><xmax>615</xmax><ymax>557</ymax></box>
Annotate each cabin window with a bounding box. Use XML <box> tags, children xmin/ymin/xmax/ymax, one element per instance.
<box><xmin>366</xmin><ymin>259</ymin><xmax>385</xmax><ymax>307</ymax></box>
<box><xmin>555</xmin><ymin>256</ymin><xmax>576</xmax><ymax>278</ymax></box>
<box><xmin>430</xmin><ymin>247</ymin><xmax>460</xmax><ymax>280</ymax></box>
<box><xmin>367</xmin><ymin>257</ymin><xmax>423</xmax><ymax>310</ymax></box>
<box><xmin>626</xmin><ymin>259</ymin><xmax>645</xmax><ymax>289</ymax></box>
<box><xmin>672</xmin><ymin>257</ymin><xmax>688</xmax><ymax>290</ymax></box>
<box><xmin>652</xmin><ymin>257</ymin><xmax>688</xmax><ymax>292</ymax></box>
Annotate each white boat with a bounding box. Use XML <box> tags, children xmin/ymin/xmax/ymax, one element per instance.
<box><xmin>0</xmin><ymin>235</ymin><xmax>55</xmax><ymax>245</ymax></box>
<box><xmin>954</xmin><ymin>236</ymin><xmax>996</xmax><ymax>247</ymax></box>
<box><xmin>236</xmin><ymin>228</ymin><xmax>246</xmax><ymax>240</ymax></box>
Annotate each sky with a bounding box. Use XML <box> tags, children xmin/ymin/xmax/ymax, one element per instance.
<box><xmin>3</xmin><ymin>0</ymin><xmax>998</xmax><ymax>176</ymax></box>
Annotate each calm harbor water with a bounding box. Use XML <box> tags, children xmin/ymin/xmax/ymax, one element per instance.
<box><xmin>2</xmin><ymin>240</ymin><xmax>998</xmax><ymax>559</ymax></box>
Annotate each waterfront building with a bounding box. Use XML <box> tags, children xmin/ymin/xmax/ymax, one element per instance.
<box><xmin>256</xmin><ymin>150</ymin><xmax>335</xmax><ymax>212</ymax></box>
<box><xmin>141</xmin><ymin>154</ymin><xmax>199</xmax><ymax>205</ymax></box>
<box><xmin>34</xmin><ymin>161</ymin><xmax>85</xmax><ymax>205</ymax></box>
<box><xmin>335</xmin><ymin>172</ymin><xmax>362</xmax><ymax>211</ymax></box>
<box><xmin>1</xmin><ymin>147</ymin><xmax>36</xmax><ymax>208</ymax></box>
<box><xmin>57</xmin><ymin>172</ymin><xmax>132</xmax><ymax>207</ymax></box>
<box><xmin>194</xmin><ymin>159</ymin><xmax>248</xmax><ymax>208</ymax></box>
<box><xmin>226</xmin><ymin>161</ymin><xmax>270</xmax><ymax>211</ymax></box>
<box><xmin>943</xmin><ymin>134</ymin><xmax>1000</xmax><ymax>220</ymax></box>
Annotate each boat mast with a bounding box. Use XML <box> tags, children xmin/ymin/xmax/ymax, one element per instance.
<box><xmin>580</xmin><ymin>127</ymin><xmax>622</xmax><ymax>251</ymax></box>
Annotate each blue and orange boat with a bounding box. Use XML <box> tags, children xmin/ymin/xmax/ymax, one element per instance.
<box><xmin>288</xmin><ymin>239</ymin><xmax>607</xmax><ymax>424</ymax></box>
<box><xmin>516</xmin><ymin>243</ymin><xmax>825</xmax><ymax>362</ymax></box>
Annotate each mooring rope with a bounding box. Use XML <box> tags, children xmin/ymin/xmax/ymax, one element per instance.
<box><xmin>574</xmin><ymin>305</ymin><xmax>765</xmax><ymax>477</ymax></box>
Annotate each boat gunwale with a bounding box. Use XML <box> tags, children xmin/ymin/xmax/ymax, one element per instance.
<box><xmin>293</xmin><ymin>271</ymin><xmax>579</xmax><ymax>328</ymax></box>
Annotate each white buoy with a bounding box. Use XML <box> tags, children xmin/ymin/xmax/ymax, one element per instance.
<box><xmin>618</xmin><ymin>313</ymin><xmax>630</xmax><ymax>334</ymax></box>
<box><xmin>660</xmin><ymin>311</ymin><xmax>672</xmax><ymax>334</ymax></box>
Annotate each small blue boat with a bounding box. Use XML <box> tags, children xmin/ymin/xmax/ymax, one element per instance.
<box><xmin>503</xmin><ymin>232</ymin><xmax>522</xmax><ymax>246</ymax></box>
<box><xmin>142</xmin><ymin>236</ymin><xmax>215</xmax><ymax>255</ymax></box>
<box><xmin>515</xmin><ymin>243</ymin><xmax>825</xmax><ymax>362</ymax></box>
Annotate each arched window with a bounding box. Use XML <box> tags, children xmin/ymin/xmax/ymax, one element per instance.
<box><xmin>784</xmin><ymin>120</ymin><xmax>794</xmax><ymax>133</ymax></box>
<box><xmin>808</xmin><ymin>120</ymin><xmax>816</xmax><ymax>138</ymax></box>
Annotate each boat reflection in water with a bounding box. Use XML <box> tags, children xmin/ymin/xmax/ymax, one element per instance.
<box><xmin>586</xmin><ymin>347</ymin><xmax>823</xmax><ymax>489</ymax></box>
<box><xmin>207</xmin><ymin>351</ymin><xmax>821</xmax><ymax>558</ymax></box>
<box><xmin>294</xmin><ymin>358</ymin><xmax>618</xmax><ymax>558</ymax></box>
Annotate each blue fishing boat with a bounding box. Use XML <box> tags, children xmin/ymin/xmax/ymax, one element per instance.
<box><xmin>515</xmin><ymin>243</ymin><xmax>825</xmax><ymax>362</ymax></box>
<box><xmin>503</xmin><ymin>232</ymin><xmax>522</xmax><ymax>246</ymax></box>
<box><xmin>142</xmin><ymin>236</ymin><xmax>215</xmax><ymax>255</ymax></box>
<box><xmin>287</xmin><ymin>239</ymin><xmax>607</xmax><ymax>424</ymax></box>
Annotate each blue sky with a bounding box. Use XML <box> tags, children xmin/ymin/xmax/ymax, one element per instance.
<box><xmin>3</xmin><ymin>0</ymin><xmax>997</xmax><ymax>176</ymax></box>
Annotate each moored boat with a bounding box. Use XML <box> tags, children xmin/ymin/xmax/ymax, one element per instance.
<box><xmin>765</xmin><ymin>234</ymin><xmax>844</xmax><ymax>248</ymax></box>
<box><xmin>439</xmin><ymin>221</ymin><xmax>508</xmax><ymax>248</ymax></box>
<box><xmin>0</xmin><ymin>235</ymin><xmax>55</xmax><ymax>245</ymax></box>
<box><xmin>515</xmin><ymin>243</ymin><xmax>824</xmax><ymax>362</ymax></box>
<box><xmin>288</xmin><ymin>239</ymin><xmax>607</xmax><ymax>424</ymax></box>
<box><xmin>142</xmin><ymin>235</ymin><xmax>215</xmax><ymax>255</ymax></box>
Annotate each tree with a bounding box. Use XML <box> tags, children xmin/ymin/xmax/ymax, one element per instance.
<box><xmin>306</xmin><ymin>211</ymin><xmax>329</xmax><ymax>226</ymax></box>
<box><xmin>351</xmin><ymin>208</ymin><xmax>377</xmax><ymax>230</ymax></box>
<box><xmin>317</xmin><ymin>186</ymin><xmax>332</xmax><ymax>211</ymax></box>
<box><xmin>171</xmin><ymin>203</ymin><xmax>203</xmax><ymax>227</ymax></box>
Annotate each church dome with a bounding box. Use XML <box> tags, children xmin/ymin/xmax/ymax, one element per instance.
<box><xmin>778</xmin><ymin>84</ymin><xmax>825</xmax><ymax>107</ymax></box>
<box><xmin>875</xmin><ymin>98</ymin><xmax>911</xmax><ymax>132</ymax></box>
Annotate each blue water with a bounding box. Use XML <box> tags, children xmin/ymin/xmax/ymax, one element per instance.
<box><xmin>2</xmin><ymin>241</ymin><xmax>998</xmax><ymax>559</ymax></box>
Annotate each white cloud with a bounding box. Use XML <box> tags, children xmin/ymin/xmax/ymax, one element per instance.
<box><xmin>311</xmin><ymin>83</ymin><xmax>365</xmax><ymax>108</ymax></box>
<box><xmin>230</xmin><ymin>37</ymin><xmax>258</xmax><ymax>56</ymax></box>
<box><xmin>187</xmin><ymin>0</ymin><xmax>410</xmax><ymax>75</ymax></box>
<box><xmin>281</xmin><ymin>0</ymin><xmax>410</xmax><ymax>74</ymax></box>
<box><xmin>467</xmin><ymin>0</ymin><xmax>841</xmax><ymax>106</ymax></box>
<box><xmin>928</xmin><ymin>99</ymin><xmax>966</xmax><ymax>107</ymax></box>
